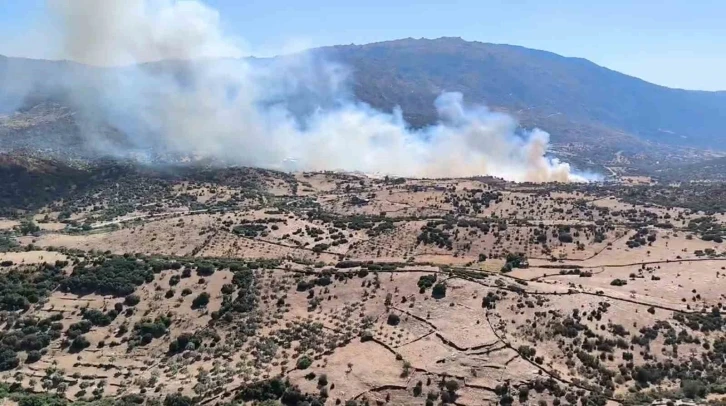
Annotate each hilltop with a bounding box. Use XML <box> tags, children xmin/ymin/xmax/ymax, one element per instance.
<box><xmin>2</xmin><ymin>38</ymin><xmax>726</xmax><ymax>176</ymax></box>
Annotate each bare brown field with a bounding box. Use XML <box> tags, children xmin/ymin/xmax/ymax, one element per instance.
<box><xmin>1</xmin><ymin>171</ymin><xmax>725</xmax><ymax>406</ymax></box>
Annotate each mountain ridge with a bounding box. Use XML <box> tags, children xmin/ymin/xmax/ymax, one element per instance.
<box><xmin>1</xmin><ymin>37</ymin><xmax>725</xmax><ymax>170</ymax></box>
<box><xmin>310</xmin><ymin>37</ymin><xmax>726</xmax><ymax>150</ymax></box>
<box><xmin>326</xmin><ymin>37</ymin><xmax>723</xmax><ymax>92</ymax></box>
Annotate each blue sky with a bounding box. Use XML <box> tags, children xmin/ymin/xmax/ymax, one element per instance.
<box><xmin>1</xmin><ymin>0</ymin><xmax>725</xmax><ymax>90</ymax></box>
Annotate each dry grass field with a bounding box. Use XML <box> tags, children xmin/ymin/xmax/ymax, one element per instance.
<box><xmin>1</xmin><ymin>170</ymin><xmax>725</xmax><ymax>406</ymax></box>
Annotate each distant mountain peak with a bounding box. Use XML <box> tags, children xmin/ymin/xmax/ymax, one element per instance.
<box><xmin>1</xmin><ymin>37</ymin><xmax>725</xmax><ymax>167</ymax></box>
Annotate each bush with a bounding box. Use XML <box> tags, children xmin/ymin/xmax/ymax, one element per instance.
<box><xmin>518</xmin><ymin>386</ymin><xmax>530</xmax><ymax>401</ymax></box>
<box><xmin>0</xmin><ymin>347</ymin><xmax>19</xmax><ymax>371</ymax></box>
<box><xmin>164</xmin><ymin>393</ymin><xmax>193</xmax><ymax>406</ymax></box>
<box><xmin>505</xmin><ymin>252</ymin><xmax>527</xmax><ymax>268</ymax></box>
<box><xmin>444</xmin><ymin>380</ymin><xmax>460</xmax><ymax>393</ymax></box>
<box><xmin>318</xmin><ymin>374</ymin><xmax>328</xmax><ymax>386</ymax></box>
<box><xmin>82</xmin><ymin>309</ymin><xmax>113</xmax><ymax>326</ymax></box>
<box><xmin>610</xmin><ymin>279</ymin><xmax>627</xmax><ymax>287</ymax></box>
<box><xmin>191</xmin><ymin>292</ymin><xmax>210</xmax><ymax>309</ymax></box>
<box><xmin>518</xmin><ymin>345</ymin><xmax>536</xmax><ymax>359</ymax></box>
<box><xmin>168</xmin><ymin>333</ymin><xmax>201</xmax><ymax>354</ymax></box>
<box><xmin>70</xmin><ymin>335</ymin><xmax>91</xmax><ymax>353</ymax></box>
<box><xmin>25</xmin><ymin>350</ymin><xmax>42</xmax><ymax>363</ymax></box>
<box><xmin>196</xmin><ymin>263</ymin><xmax>215</xmax><ymax>276</ymax></box>
<box><xmin>312</xmin><ymin>243</ymin><xmax>330</xmax><ymax>253</ymax></box>
<box><xmin>296</xmin><ymin>356</ymin><xmax>313</xmax><ymax>370</ymax></box>
<box><xmin>360</xmin><ymin>330</ymin><xmax>374</xmax><ymax>342</ymax></box>
<box><xmin>432</xmin><ymin>282</ymin><xmax>447</xmax><ymax>298</ymax></box>
<box><xmin>387</xmin><ymin>313</ymin><xmax>401</xmax><ymax>326</ymax></box>
<box><xmin>221</xmin><ymin>284</ymin><xmax>235</xmax><ymax>295</ymax></box>
<box><xmin>417</xmin><ymin>274</ymin><xmax>437</xmax><ymax>290</ymax></box>
<box><xmin>682</xmin><ymin>379</ymin><xmax>707</xmax><ymax>399</ymax></box>
<box><xmin>133</xmin><ymin>316</ymin><xmax>171</xmax><ymax>344</ymax></box>
<box><xmin>66</xmin><ymin>320</ymin><xmax>92</xmax><ymax>339</ymax></box>
<box><xmin>124</xmin><ymin>294</ymin><xmax>141</xmax><ymax>306</ymax></box>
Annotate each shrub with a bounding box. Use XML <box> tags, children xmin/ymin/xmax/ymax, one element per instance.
<box><xmin>196</xmin><ymin>263</ymin><xmax>215</xmax><ymax>276</ymax></box>
<box><xmin>296</xmin><ymin>356</ymin><xmax>313</xmax><ymax>370</ymax></box>
<box><xmin>432</xmin><ymin>282</ymin><xmax>447</xmax><ymax>298</ymax></box>
<box><xmin>387</xmin><ymin>313</ymin><xmax>401</xmax><ymax>326</ymax></box>
<box><xmin>610</xmin><ymin>279</ymin><xmax>627</xmax><ymax>287</ymax></box>
<box><xmin>164</xmin><ymin>393</ymin><xmax>193</xmax><ymax>406</ymax></box>
<box><xmin>318</xmin><ymin>374</ymin><xmax>328</xmax><ymax>386</ymax></box>
<box><xmin>70</xmin><ymin>335</ymin><xmax>91</xmax><ymax>353</ymax></box>
<box><xmin>124</xmin><ymin>294</ymin><xmax>141</xmax><ymax>306</ymax></box>
<box><xmin>82</xmin><ymin>309</ymin><xmax>113</xmax><ymax>326</ymax></box>
<box><xmin>66</xmin><ymin>320</ymin><xmax>92</xmax><ymax>339</ymax></box>
<box><xmin>168</xmin><ymin>333</ymin><xmax>201</xmax><ymax>354</ymax></box>
<box><xmin>518</xmin><ymin>345</ymin><xmax>536</xmax><ymax>359</ymax></box>
<box><xmin>0</xmin><ymin>348</ymin><xmax>19</xmax><ymax>371</ymax></box>
<box><xmin>417</xmin><ymin>274</ymin><xmax>437</xmax><ymax>290</ymax></box>
<box><xmin>221</xmin><ymin>284</ymin><xmax>235</xmax><ymax>295</ymax></box>
<box><xmin>192</xmin><ymin>292</ymin><xmax>211</xmax><ymax>309</ymax></box>
<box><xmin>444</xmin><ymin>380</ymin><xmax>460</xmax><ymax>393</ymax></box>
<box><xmin>133</xmin><ymin>316</ymin><xmax>171</xmax><ymax>344</ymax></box>
<box><xmin>25</xmin><ymin>350</ymin><xmax>42</xmax><ymax>363</ymax></box>
<box><xmin>682</xmin><ymin>379</ymin><xmax>707</xmax><ymax>399</ymax></box>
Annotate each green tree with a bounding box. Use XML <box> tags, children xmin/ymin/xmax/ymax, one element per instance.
<box><xmin>432</xmin><ymin>282</ymin><xmax>447</xmax><ymax>298</ymax></box>
<box><xmin>192</xmin><ymin>292</ymin><xmax>210</xmax><ymax>309</ymax></box>
<box><xmin>164</xmin><ymin>393</ymin><xmax>193</xmax><ymax>406</ymax></box>
<box><xmin>296</xmin><ymin>356</ymin><xmax>313</xmax><ymax>370</ymax></box>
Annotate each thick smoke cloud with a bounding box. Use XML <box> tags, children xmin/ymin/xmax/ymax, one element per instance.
<box><xmin>18</xmin><ymin>0</ymin><xmax>584</xmax><ymax>182</ymax></box>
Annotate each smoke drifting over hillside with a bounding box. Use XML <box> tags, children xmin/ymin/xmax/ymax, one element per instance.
<box><xmin>9</xmin><ymin>0</ymin><xmax>583</xmax><ymax>182</ymax></box>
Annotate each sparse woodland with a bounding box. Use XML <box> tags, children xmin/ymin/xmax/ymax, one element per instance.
<box><xmin>0</xmin><ymin>165</ymin><xmax>725</xmax><ymax>406</ymax></box>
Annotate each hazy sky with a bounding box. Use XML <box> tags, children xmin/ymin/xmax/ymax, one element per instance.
<box><xmin>1</xmin><ymin>0</ymin><xmax>725</xmax><ymax>90</ymax></box>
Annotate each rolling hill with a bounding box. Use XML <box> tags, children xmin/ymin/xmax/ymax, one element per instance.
<box><xmin>1</xmin><ymin>37</ymin><xmax>725</xmax><ymax>169</ymax></box>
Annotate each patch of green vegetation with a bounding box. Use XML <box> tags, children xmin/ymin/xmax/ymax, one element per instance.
<box><xmin>0</xmin><ymin>264</ymin><xmax>66</xmax><ymax>311</ymax></box>
<box><xmin>417</xmin><ymin>222</ymin><xmax>453</xmax><ymax>250</ymax></box>
<box><xmin>233</xmin><ymin>223</ymin><xmax>268</xmax><ymax>237</ymax></box>
<box><xmin>130</xmin><ymin>315</ymin><xmax>172</xmax><ymax>347</ymax></box>
<box><xmin>60</xmin><ymin>256</ymin><xmax>154</xmax><ymax>297</ymax></box>
<box><xmin>0</xmin><ymin>314</ymin><xmax>63</xmax><ymax>370</ymax></box>
<box><xmin>501</xmin><ymin>252</ymin><xmax>528</xmax><ymax>273</ymax></box>
<box><xmin>234</xmin><ymin>377</ymin><xmax>324</xmax><ymax>405</ymax></box>
<box><xmin>417</xmin><ymin>274</ymin><xmax>437</xmax><ymax>291</ymax></box>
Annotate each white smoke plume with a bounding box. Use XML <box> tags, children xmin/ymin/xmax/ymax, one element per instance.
<box><xmin>26</xmin><ymin>0</ymin><xmax>584</xmax><ymax>182</ymax></box>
